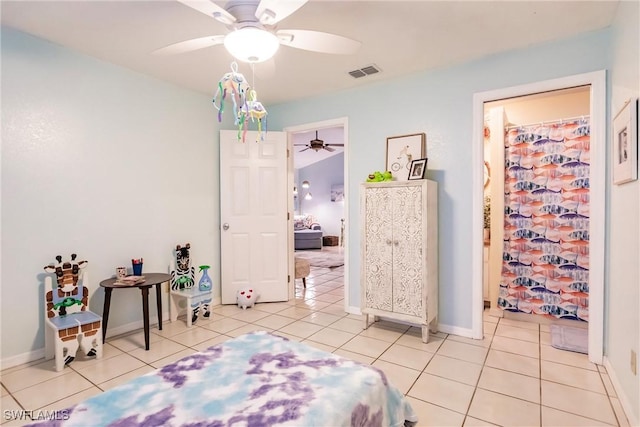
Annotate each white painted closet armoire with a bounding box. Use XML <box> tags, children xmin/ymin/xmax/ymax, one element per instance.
<box><xmin>360</xmin><ymin>180</ymin><xmax>438</xmax><ymax>343</ymax></box>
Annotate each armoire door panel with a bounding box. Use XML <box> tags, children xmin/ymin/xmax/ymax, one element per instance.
<box><xmin>363</xmin><ymin>186</ymin><xmax>393</xmax><ymax>311</ymax></box>
<box><xmin>392</xmin><ymin>185</ymin><xmax>424</xmax><ymax>316</ymax></box>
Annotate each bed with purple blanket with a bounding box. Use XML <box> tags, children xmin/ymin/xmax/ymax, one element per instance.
<box><xmin>30</xmin><ymin>331</ymin><xmax>417</xmax><ymax>426</ymax></box>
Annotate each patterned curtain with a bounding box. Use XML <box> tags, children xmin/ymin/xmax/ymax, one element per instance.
<box><xmin>497</xmin><ymin>118</ymin><xmax>590</xmax><ymax>322</ymax></box>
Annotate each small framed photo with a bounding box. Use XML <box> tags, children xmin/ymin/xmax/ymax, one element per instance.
<box><xmin>408</xmin><ymin>158</ymin><xmax>427</xmax><ymax>180</ymax></box>
<box><xmin>386</xmin><ymin>133</ymin><xmax>426</xmax><ymax>181</ymax></box>
<box><xmin>612</xmin><ymin>98</ymin><xmax>638</xmax><ymax>185</ymax></box>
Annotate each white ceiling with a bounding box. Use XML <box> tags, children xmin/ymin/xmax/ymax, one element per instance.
<box><xmin>1</xmin><ymin>1</ymin><xmax>619</xmax><ymax>109</ymax></box>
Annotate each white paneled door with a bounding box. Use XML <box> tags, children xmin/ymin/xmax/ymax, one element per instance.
<box><xmin>219</xmin><ymin>130</ymin><xmax>289</xmax><ymax>304</ymax></box>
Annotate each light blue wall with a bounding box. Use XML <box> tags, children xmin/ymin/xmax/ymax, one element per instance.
<box><xmin>1</xmin><ymin>27</ymin><xmax>220</xmax><ymax>362</ymax></box>
<box><xmin>268</xmin><ymin>29</ymin><xmax>611</xmax><ymax>330</ymax></box>
<box><xmin>606</xmin><ymin>0</ymin><xmax>640</xmax><ymax>422</ymax></box>
<box><xmin>297</xmin><ymin>153</ymin><xmax>345</xmax><ymax>237</ymax></box>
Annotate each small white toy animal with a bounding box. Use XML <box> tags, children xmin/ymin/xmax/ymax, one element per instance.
<box><xmin>237</xmin><ymin>287</ymin><xmax>258</xmax><ymax>309</ymax></box>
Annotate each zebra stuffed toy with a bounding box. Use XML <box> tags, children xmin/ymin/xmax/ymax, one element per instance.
<box><xmin>171</xmin><ymin>243</ymin><xmax>195</xmax><ymax>291</ymax></box>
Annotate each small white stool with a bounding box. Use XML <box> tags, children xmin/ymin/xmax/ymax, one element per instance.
<box><xmin>294</xmin><ymin>257</ymin><xmax>310</xmax><ymax>287</ymax></box>
<box><xmin>169</xmin><ymin>286</ymin><xmax>212</xmax><ymax>327</ymax></box>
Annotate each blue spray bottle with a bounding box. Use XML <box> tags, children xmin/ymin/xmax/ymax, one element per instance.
<box><xmin>198</xmin><ymin>265</ymin><xmax>212</xmax><ymax>291</ymax></box>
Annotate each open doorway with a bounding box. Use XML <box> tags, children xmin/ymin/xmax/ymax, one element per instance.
<box><xmin>284</xmin><ymin>117</ymin><xmax>350</xmax><ymax>309</ymax></box>
<box><xmin>472</xmin><ymin>71</ymin><xmax>606</xmax><ymax>364</ymax></box>
<box><xmin>483</xmin><ymin>86</ymin><xmax>591</xmax><ymax>333</ymax></box>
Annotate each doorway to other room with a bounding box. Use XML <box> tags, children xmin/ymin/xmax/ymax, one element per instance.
<box><xmin>472</xmin><ymin>71</ymin><xmax>606</xmax><ymax>364</ymax></box>
<box><xmin>483</xmin><ymin>86</ymin><xmax>592</xmax><ymax>353</ymax></box>
<box><xmin>285</xmin><ymin>118</ymin><xmax>350</xmax><ymax>310</ymax></box>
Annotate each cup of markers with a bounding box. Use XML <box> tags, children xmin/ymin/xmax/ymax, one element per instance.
<box><xmin>132</xmin><ymin>258</ymin><xmax>143</xmax><ymax>276</ymax></box>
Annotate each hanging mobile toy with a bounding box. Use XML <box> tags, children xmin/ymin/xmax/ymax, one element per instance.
<box><xmin>238</xmin><ymin>89</ymin><xmax>268</xmax><ymax>143</ymax></box>
<box><xmin>212</xmin><ymin>62</ymin><xmax>249</xmax><ymax>124</ymax></box>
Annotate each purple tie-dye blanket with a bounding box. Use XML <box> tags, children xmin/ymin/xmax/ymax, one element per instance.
<box><xmin>29</xmin><ymin>331</ymin><xmax>417</xmax><ymax>426</ymax></box>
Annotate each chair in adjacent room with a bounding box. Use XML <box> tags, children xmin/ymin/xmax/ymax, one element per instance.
<box><xmin>294</xmin><ymin>257</ymin><xmax>311</xmax><ymax>288</ymax></box>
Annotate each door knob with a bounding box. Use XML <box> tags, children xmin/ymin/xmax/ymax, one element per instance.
<box><xmin>223</xmin><ymin>223</ymin><xmax>230</xmax><ymax>230</ymax></box>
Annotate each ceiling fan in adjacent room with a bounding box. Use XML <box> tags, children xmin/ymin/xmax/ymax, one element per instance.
<box><xmin>295</xmin><ymin>131</ymin><xmax>345</xmax><ymax>152</ymax></box>
<box><xmin>154</xmin><ymin>0</ymin><xmax>361</xmax><ymax>63</ymax></box>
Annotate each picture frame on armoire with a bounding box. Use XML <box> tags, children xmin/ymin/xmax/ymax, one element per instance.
<box><xmin>408</xmin><ymin>158</ymin><xmax>427</xmax><ymax>180</ymax></box>
<box><xmin>386</xmin><ymin>133</ymin><xmax>426</xmax><ymax>181</ymax></box>
<box><xmin>612</xmin><ymin>98</ymin><xmax>638</xmax><ymax>185</ymax></box>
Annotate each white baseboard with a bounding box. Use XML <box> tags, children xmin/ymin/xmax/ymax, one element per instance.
<box><xmin>437</xmin><ymin>323</ymin><xmax>475</xmax><ymax>338</ymax></box>
<box><xmin>0</xmin><ymin>311</ymin><xmax>174</xmax><ymax>370</ymax></box>
<box><xmin>102</xmin><ymin>299</ymin><xmax>225</xmax><ymax>338</ymax></box>
<box><xmin>104</xmin><ymin>314</ymin><xmax>165</xmax><ymax>338</ymax></box>
<box><xmin>0</xmin><ymin>305</ymin><xmax>474</xmax><ymax>370</ymax></box>
<box><xmin>346</xmin><ymin>305</ymin><xmax>361</xmax><ymax>315</ymax></box>
<box><xmin>603</xmin><ymin>356</ymin><xmax>638</xmax><ymax>427</ymax></box>
<box><xmin>0</xmin><ymin>348</ymin><xmax>45</xmax><ymax>371</ymax></box>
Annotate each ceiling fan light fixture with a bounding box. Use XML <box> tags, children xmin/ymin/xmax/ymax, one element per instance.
<box><xmin>224</xmin><ymin>28</ymin><xmax>279</xmax><ymax>63</ymax></box>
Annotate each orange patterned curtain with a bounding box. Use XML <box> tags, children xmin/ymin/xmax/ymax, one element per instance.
<box><xmin>498</xmin><ymin>118</ymin><xmax>590</xmax><ymax>322</ymax></box>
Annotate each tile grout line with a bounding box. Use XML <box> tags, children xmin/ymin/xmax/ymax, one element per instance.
<box><xmin>460</xmin><ymin>314</ymin><xmax>500</xmax><ymax>427</ymax></box>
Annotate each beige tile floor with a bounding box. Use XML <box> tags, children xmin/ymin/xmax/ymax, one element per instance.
<box><xmin>0</xmin><ymin>262</ymin><xmax>631</xmax><ymax>427</ymax></box>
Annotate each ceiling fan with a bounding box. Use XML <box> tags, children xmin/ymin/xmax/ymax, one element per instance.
<box><xmin>154</xmin><ymin>0</ymin><xmax>361</xmax><ymax>62</ymax></box>
<box><xmin>295</xmin><ymin>131</ymin><xmax>345</xmax><ymax>152</ymax></box>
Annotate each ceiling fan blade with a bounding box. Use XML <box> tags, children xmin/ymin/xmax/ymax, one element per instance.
<box><xmin>277</xmin><ymin>29</ymin><xmax>361</xmax><ymax>55</ymax></box>
<box><xmin>255</xmin><ymin>0</ymin><xmax>308</xmax><ymax>25</ymax></box>
<box><xmin>299</xmin><ymin>147</ymin><xmax>311</xmax><ymax>152</ymax></box>
<box><xmin>323</xmin><ymin>146</ymin><xmax>336</xmax><ymax>152</ymax></box>
<box><xmin>293</xmin><ymin>144</ymin><xmax>309</xmax><ymax>146</ymax></box>
<box><xmin>176</xmin><ymin>0</ymin><xmax>236</xmax><ymax>24</ymax></box>
<box><xmin>326</xmin><ymin>144</ymin><xmax>345</xmax><ymax>147</ymax></box>
<box><xmin>153</xmin><ymin>35</ymin><xmax>225</xmax><ymax>55</ymax></box>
